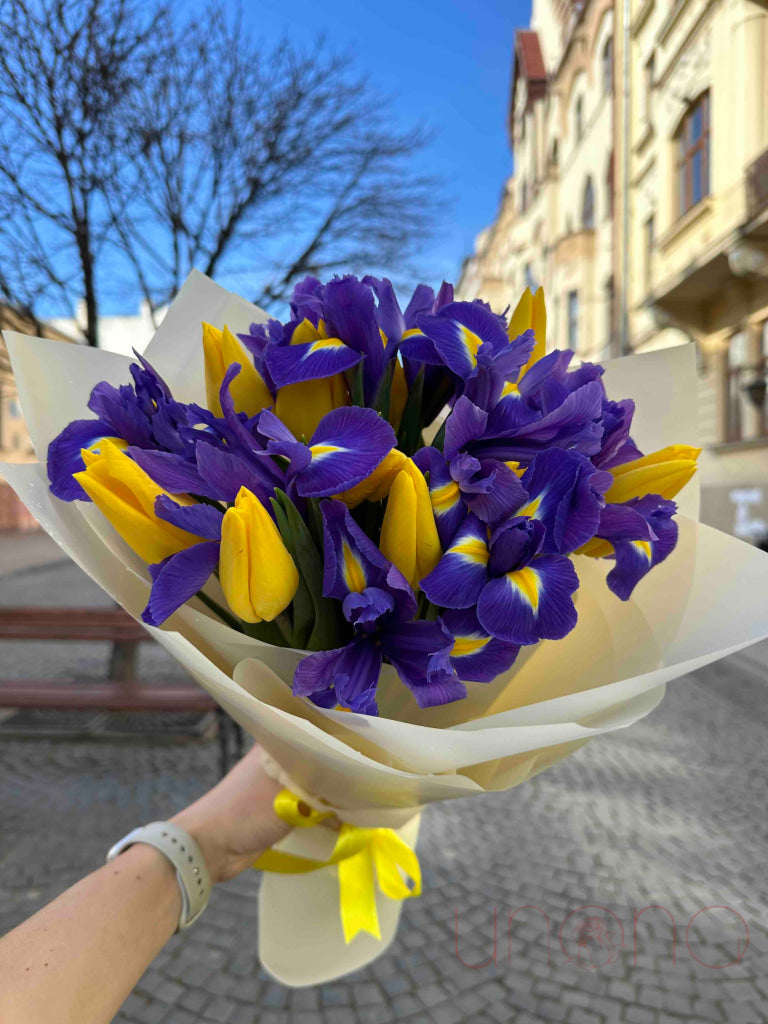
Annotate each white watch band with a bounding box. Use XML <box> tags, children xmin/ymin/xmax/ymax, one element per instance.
<box><xmin>107</xmin><ymin>821</ymin><xmax>211</xmax><ymax>930</ymax></box>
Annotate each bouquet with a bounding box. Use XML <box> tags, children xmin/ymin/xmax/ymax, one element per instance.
<box><xmin>4</xmin><ymin>270</ymin><xmax>768</xmax><ymax>986</ymax></box>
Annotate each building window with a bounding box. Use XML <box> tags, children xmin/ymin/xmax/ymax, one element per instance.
<box><xmin>582</xmin><ymin>177</ymin><xmax>595</xmax><ymax>230</ymax></box>
<box><xmin>520</xmin><ymin>179</ymin><xmax>528</xmax><ymax>213</ymax></box>
<box><xmin>524</xmin><ymin>263</ymin><xmax>537</xmax><ymax>291</ymax></box>
<box><xmin>567</xmin><ymin>291</ymin><xmax>579</xmax><ymax>350</ymax></box>
<box><xmin>602</xmin><ymin>37</ymin><xmax>614</xmax><ymax>96</ymax></box>
<box><xmin>606</xmin><ymin>151</ymin><xmax>614</xmax><ymax>219</ymax></box>
<box><xmin>8</xmin><ymin>399</ymin><xmax>21</xmax><ymax>418</ymax></box>
<box><xmin>644</xmin><ymin>214</ymin><xmax>655</xmax><ymax>292</ymax></box>
<box><xmin>574</xmin><ymin>97</ymin><xmax>584</xmax><ymax>142</ymax></box>
<box><xmin>676</xmin><ymin>91</ymin><xmax>710</xmax><ymax>216</ymax></box>
<box><xmin>644</xmin><ymin>53</ymin><xmax>655</xmax><ymax>123</ymax></box>
<box><xmin>550</xmin><ymin>139</ymin><xmax>559</xmax><ymax>171</ymax></box>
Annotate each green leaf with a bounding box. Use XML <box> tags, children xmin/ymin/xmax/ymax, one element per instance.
<box><xmin>371</xmin><ymin>361</ymin><xmax>394</xmax><ymax>423</ymax></box>
<box><xmin>270</xmin><ymin>496</ymin><xmax>314</xmax><ymax>648</ymax></box>
<box><xmin>397</xmin><ymin>365</ymin><xmax>425</xmax><ymax>456</ymax></box>
<box><xmin>274</xmin><ymin>490</ymin><xmax>343</xmax><ymax>651</ymax></box>
<box><xmin>242</xmin><ymin>619</ymin><xmax>290</xmax><ymax>646</ymax></box>
<box><xmin>306</xmin><ymin>497</ymin><xmax>325</xmax><ymax>550</ymax></box>
<box><xmin>345</xmin><ymin>363</ymin><xmax>365</xmax><ymax>408</ymax></box>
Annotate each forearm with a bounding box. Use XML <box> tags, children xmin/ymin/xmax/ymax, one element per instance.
<box><xmin>0</xmin><ymin>843</ymin><xmax>181</xmax><ymax>1024</ymax></box>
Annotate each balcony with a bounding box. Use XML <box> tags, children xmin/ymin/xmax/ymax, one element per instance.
<box><xmin>746</xmin><ymin>146</ymin><xmax>768</xmax><ymax>222</ymax></box>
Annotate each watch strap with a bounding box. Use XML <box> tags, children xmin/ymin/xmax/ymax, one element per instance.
<box><xmin>107</xmin><ymin>821</ymin><xmax>211</xmax><ymax>930</ymax></box>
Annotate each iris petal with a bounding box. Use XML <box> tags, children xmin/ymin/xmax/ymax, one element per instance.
<box><xmin>420</xmin><ymin>514</ymin><xmax>489</xmax><ymax>609</ymax></box>
<box><xmin>441</xmin><ymin>607</ymin><xmax>520</xmax><ymax>683</ymax></box>
<box><xmin>141</xmin><ymin>541</ymin><xmax>221</xmax><ymax>626</ymax></box>
<box><xmin>477</xmin><ymin>555</ymin><xmax>579</xmax><ymax>645</ymax></box>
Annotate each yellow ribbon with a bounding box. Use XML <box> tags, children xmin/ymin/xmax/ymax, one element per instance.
<box><xmin>254</xmin><ymin>789</ymin><xmax>421</xmax><ymax>943</ymax></box>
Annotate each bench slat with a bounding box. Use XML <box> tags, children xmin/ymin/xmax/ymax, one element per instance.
<box><xmin>0</xmin><ymin>682</ymin><xmax>215</xmax><ymax>712</ymax></box>
<box><xmin>0</xmin><ymin>607</ymin><xmax>147</xmax><ymax>642</ymax></box>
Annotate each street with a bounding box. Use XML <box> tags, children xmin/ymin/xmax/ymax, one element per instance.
<box><xmin>1</xmin><ymin>555</ymin><xmax>767</xmax><ymax>1024</ymax></box>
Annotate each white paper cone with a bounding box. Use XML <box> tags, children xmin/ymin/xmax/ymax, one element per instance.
<box><xmin>4</xmin><ymin>271</ymin><xmax>768</xmax><ymax>985</ymax></box>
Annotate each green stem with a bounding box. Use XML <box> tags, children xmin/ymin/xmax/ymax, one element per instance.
<box><xmin>196</xmin><ymin>590</ymin><xmax>242</xmax><ymax>631</ymax></box>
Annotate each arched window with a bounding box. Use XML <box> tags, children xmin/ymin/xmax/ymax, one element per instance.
<box><xmin>574</xmin><ymin>96</ymin><xmax>584</xmax><ymax>142</ymax></box>
<box><xmin>602</xmin><ymin>37</ymin><xmax>614</xmax><ymax>96</ymax></box>
<box><xmin>606</xmin><ymin>150</ymin><xmax>615</xmax><ymax>219</ymax></box>
<box><xmin>582</xmin><ymin>176</ymin><xmax>595</xmax><ymax>229</ymax></box>
<box><xmin>550</xmin><ymin>139</ymin><xmax>559</xmax><ymax>169</ymax></box>
<box><xmin>676</xmin><ymin>91</ymin><xmax>710</xmax><ymax>216</ymax></box>
<box><xmin>520</xmin><ymin>178</ymin><xmax>528</xmax><ymax>213</ymax></box>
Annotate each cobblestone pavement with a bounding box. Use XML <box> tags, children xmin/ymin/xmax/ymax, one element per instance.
<box><xmin>2</xmin><ymin>561</ymin><xmax>768</xmax><ymax>1023</ymax></box>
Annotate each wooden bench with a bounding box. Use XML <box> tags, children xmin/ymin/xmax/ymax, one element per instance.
<box><xmin>0</xmin><ymin>607</ymin><xmax>242</xmax><ymax>774</ymax></box>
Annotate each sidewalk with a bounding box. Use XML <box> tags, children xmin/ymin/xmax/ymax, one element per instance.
<box><xmin>0</xmin><ymin>528</ymin><xmax>67</xmax><ymax>578</ymax></box>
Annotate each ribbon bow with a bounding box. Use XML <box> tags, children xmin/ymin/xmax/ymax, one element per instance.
<box><xmin>254</xmin><ymin>789</ymin><xmax>421</xmax><ymax>943</ymax></box>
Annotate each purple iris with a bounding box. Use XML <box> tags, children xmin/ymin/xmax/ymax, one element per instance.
<box><xmin>417</xmin><ymin>443</ymin><xmax>527</xmax><ymax>548</ymax></box>
<box><xmin>141</xmin><ymin>497</ymin><xmax>224</xmax><ymax>627</ymax></box>
<box><xmin>593</xmin><ymin>494</ymin><xmax>679</xmax><ymax>600</ymax></box>
<box><xmin>421</xmin><ymin>514</ymin><xmax>580</xmax><ymax>646</ymax></box>
<box><xmin>293</xmin><ymin>501</ymin><xmax>465</xmax><ymax>715</ymax></box>
<box><xmin>441</xmin><ymin>607</ymin><xmax>520</xmax><ymax>683</ymax></box>
<box><xmin>129</xmin><ymin>364</ymin><xmax>283</xmax><ymax>506</ymax></box>
<box><xmin>258</xmin><ymin>405</ymin><xmax>396</xmax><ymax>499</ymax></box>
<box><xmin>48</xmin><ymin>354</ymin><xmax>196</xmax><ymax>501</ymax></box>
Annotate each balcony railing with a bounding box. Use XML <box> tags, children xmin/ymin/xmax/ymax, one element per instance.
<box><xmin>746</xmin><ymin>146</ymin><xmax>768</xmax><ymax>221</ymax></box>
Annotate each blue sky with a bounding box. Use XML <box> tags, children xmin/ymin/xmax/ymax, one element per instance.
<box><xmin>237</xmin><ymin>0</ymin><xmax>531</xmax><ymax>287</ymax></box>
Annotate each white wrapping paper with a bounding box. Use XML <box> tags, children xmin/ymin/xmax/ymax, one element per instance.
<box><xmin>4</xmin><ymin>273</ymin><xmax>768</xmax><ymax>985</ymax></box>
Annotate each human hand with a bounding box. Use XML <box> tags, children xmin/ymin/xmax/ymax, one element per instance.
<box><xmin>171</xmin><ymin>743</ymin><xmax>291</xmax><ymax>884</ymax></box>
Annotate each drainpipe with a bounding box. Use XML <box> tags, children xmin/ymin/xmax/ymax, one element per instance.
<box><xmin>620</xmin><ymin>0</ymin><xmax>631</xmax><ymax>356</ymax></box>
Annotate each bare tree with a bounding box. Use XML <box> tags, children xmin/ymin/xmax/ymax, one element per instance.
<box><xmin>121</xmin><ymin>5</ymin><xmax>441</xmax><ymax>312</ymax></box>
<box><xmin>0</xmin><ymin>0</ymin><xmax>443</xmax><ymax>336</ymax></box>
<box><xmin>0</xmin><ymin>0</ymin><xmax>169</xmax><ymax>345</ymax></box>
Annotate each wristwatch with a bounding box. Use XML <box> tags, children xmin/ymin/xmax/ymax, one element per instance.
<box><xmin>107</xmin><ymin>821</ymin><xmax>212</xmax><ymax>930</ymax></box>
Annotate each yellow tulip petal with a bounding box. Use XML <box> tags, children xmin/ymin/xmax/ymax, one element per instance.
<box><xmin>74</xmin><ymin>440</ymin><xmax>201</xmax><ymax>565</ymax></box>
<box><xmin>335</xmin><ymin>449</ymin><xmax>407</xmax><ymax>508</ymax></box>
<box><xmin>507</xmin><ymin>288</ymin><xmax>533</xmax><ymax>343</ymax></box>
<box><xmin>380</xmin><ymin>469</ymin><xmax>418</xmax><ymax>587</ymax></box>
<box><xmin>220</xmin><ymin>488</ymin><xmax>298</xmax><ymax>624</ymax></box>
<box><xmin>221</xmin><ymin>325</ymin><xmax>273</xmax><ymax>417</ymax></box>
<box><xmin>405</xmin><ymin>461</ymin><xmax>441</xmax><ymax>580</ymax></box>
<box><xmin>220</xmin><ymin>505</ymin><xmax>260</xmax><ymax>622</ymax></box>
<box><xmin>275</xmin><ymin>375</ymin><xmax>349</xmax><ymax>440</ymax></box>
<box><xmin>606</xmin><ymin>446</ymin><xmax>700</xmax><ymax>504</ymax></box>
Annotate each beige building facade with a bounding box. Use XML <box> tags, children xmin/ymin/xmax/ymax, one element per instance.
<box><xmin>459</xmin><ymin>0</ymin><xmax>768</xmax><ymax>540</ymax></box>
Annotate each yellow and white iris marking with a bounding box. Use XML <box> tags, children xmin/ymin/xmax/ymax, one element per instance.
<box><xmin>451</xmin><ymin>536</ymin><xmax>489</xmax><ymax>566</ymax></box>
<box><xmin>451</xmin><ymin>633</ymin><xmax>490</xmax><ymax>658</ymax></box>
<box><xmin>515</xmin><ymin>493</ymin><xmax>543</xmax><ymax>520</ymax></box>
<box><xmin>342</xmin><ymin>541</ymin><xmax>367</xmax><ymax>593</ymax></box>
<box><xmin>430</xmin><ymin>480</ymin><xmax>461</xmax><ymax>516</ymax></box>
<box><xmin>309</xmin><ymin>443</ymin><xmax>346</xmax><ymax>459</ymax></box>
<box><xmin>305</xmin><ymin>337</ymin><xmax>347</xmax><ymax>356</ymax></box>
<box><xmin>633</xmin><ymin>539</ymin><xmax>652</xmax><ymax>561</ymax></box>
<box><xmin>460</xmin><ymin>325</ymin><xmax>483</xmax><ymax>367</ymax></box>
<box><xmin>500</xmin><ymin>380</ymin><xmax>520</xmax><ymax>399</ymax></box>
<box><xmin>505</xmin><ymin>566</ymin><xmax>540</xmax><ymax>610</ymax></box>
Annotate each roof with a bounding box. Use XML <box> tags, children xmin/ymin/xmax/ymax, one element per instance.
<box><xmin>509</xmin><ymin>30</ymin><xmax>548</xmax><ymax>145</ymax></box>
<box><xmin>517</xmin><ymin>30</ymin><xmax>547</xmax><ymax>82</ymax></box>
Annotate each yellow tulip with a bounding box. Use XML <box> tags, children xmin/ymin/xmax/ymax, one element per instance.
<box><xmin>389</xmin><ymin>360</ymin><xmax>408</xmax><ymax>431</ymax></box>
<box><xmin>335</xmin><ymin>449</ymin><xmax>408</xmax><ymax>508</ymax></box>
<box><xmin>202</xmin><ymin>322</ymin><xmax>272</xmax><ymax>417</ymax></box>
<box><xmin>380</xmin><ymin>460</ymin><xmax>441</xmax><ymax>588</ymax></box>
<box><xmin>605</xmin><ymin>445</ymin><xmax>701</xmax><ymax>505</ymax></box>
<box><xmin>219</xmin><ymin>487</ymin><xmax>299</xmax><ymax>623</ymax></box>
<box><xmin>508</xmin><ymin>286</ymin><xmax>547</xmax><ymax>377</ymax></box>
<box><xmin>73</xmin><ymin>440</ymin><xmax>203</xmax><ymax>565</ymax></box>
<box><xmin>274</xmin><ymin>374</ymin><xmax>348</xmax><ymax>440</ymax></box>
